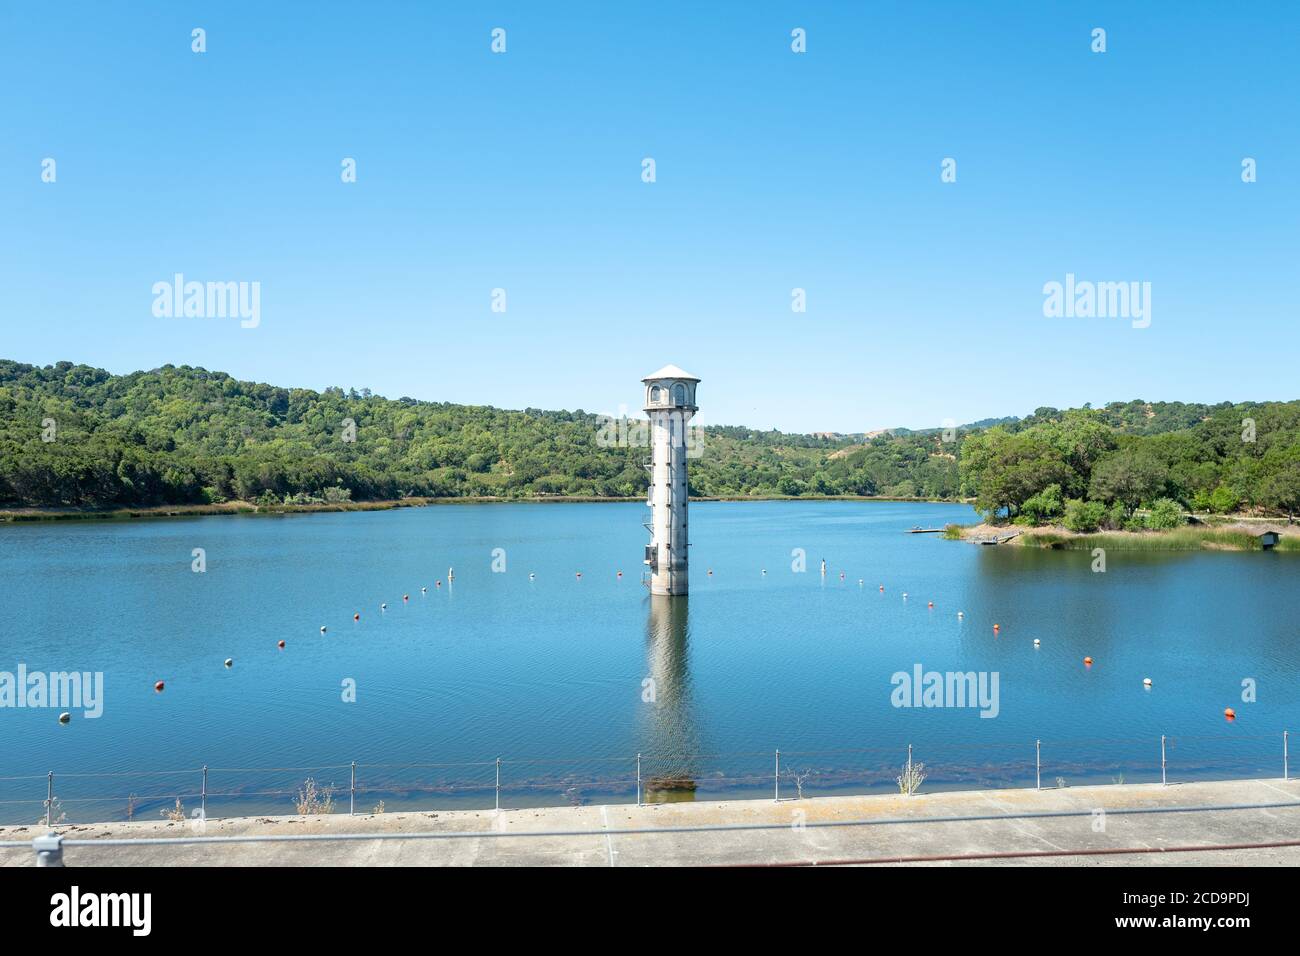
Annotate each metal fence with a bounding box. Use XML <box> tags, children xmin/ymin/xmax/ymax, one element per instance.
<box><xmin>0</xmin><ymin>729</ymin><xmax>1289</xmax><ymax>829</ymax></box>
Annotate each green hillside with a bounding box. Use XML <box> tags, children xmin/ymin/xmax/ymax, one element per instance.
<box><xmin>1</xmin><ymin>360</ymin><xmax>1297</xmax><ymax>522</ymax></box>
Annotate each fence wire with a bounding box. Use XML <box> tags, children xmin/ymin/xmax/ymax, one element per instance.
<box><xmin>3</xmin><ymin>730</ymin><xmax>1289</xmax><ymax>827</ymax></box>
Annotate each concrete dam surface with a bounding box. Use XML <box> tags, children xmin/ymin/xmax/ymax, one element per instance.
<box><xmin>4</xmin><ymin>777</ymin><xmax>1298</xmax><ymax>867</ymax></box>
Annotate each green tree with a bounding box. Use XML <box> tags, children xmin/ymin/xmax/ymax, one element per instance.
<box><xmin>1088</xmin><ymin>448</ymin><xmax>1169</xmax><ymax>515</ymax></box>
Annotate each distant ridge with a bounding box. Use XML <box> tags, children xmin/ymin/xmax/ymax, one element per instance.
<box><xmin>0</xmin><ymin>359</ymin><xmax>1296</xmax><ymax>515</ymax></box>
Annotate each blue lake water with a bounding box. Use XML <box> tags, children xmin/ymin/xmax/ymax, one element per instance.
<box><xmin>1</xmin><ymin>501</ymin><xmax>1297</xmax><ymax>822</ymax></box>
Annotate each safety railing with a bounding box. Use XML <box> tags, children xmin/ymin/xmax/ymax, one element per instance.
<box><xmin>0</xmin><ymin>730</ymin><xmax>1289</xmax><ymax>830</ymax></box>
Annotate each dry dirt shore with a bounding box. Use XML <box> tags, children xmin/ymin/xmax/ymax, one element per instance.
<box><xmin>3</xmin><ymin>778</ymin><xmax>1298</xmax><ymax>867</ymax></box>
<box><xmin>951</xmin><ymin>520</ymin><xmax>1295</xmax><ymax>551</ymax></box>
<box><xmin>0</xmin><ymin>494</ymin><xmax>965</xmax><ymax>523</ymax></box>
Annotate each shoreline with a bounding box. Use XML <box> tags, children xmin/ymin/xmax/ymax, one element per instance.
<box><xmin>946</xmin><ymin>521</ymin><xmax>1297</xmax><ymax>552</ymax></box>
<box><xmin>0</xmin><ymin>494</ymin><xmax>969</xmax><ymax>523</ymax></box>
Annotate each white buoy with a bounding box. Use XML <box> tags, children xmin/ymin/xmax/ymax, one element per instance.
<box><xmin>957</xmin><ymin>611</ymin><xmax>964</xmax><ymax>619</ymax></box>
<box><xmin>529</xmin><ymin>572</ymin><xmax>535</xmax><ymax>580</ymax></box>
<box><xmin>1143</xmin><ymin>677</ymin><xmax>1152</xmax><ymax>687</ymax></box>
<box><xmin>58</xmin><ymin>712</ymin><xmax>71</xmax><ymax>724</ymax></box>
<box><xmin>1033</xmin><ymin>639</ymin><xmax>1041</xmax><ymax>647</ymax></box>
<box><xmin>224</xmin><ymin>658</ymin><xmax>233</xmax><ymax>668</ymax></box>
<box><xmin>761</xmin><ymin>569</ymin><xmax>767</xmax><ymax>575</ymax></box>
<box><xmin>319</xmin><ymin>626</ymin><xmax>327</xmax><ymax>633</ymax></box>
<box><xmin>902</xmin><ymin>592</ymin><xmax>908</xmax><ymax>599</ymax></box>
<box><xmin>381</xmin><ymin>603</ymin><xmax>387</xmax><ymax>610</ymax></box>
<box><xmin>421</xmin><ymin>586</ymin><xmax>427</xmax><ymax>593</ymax></box>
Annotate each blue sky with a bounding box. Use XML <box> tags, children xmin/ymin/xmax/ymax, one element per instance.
<box><xmin>2</xmin><ymin>2</ymin><xmax>1296</xmax><ymax>432</ymax></box>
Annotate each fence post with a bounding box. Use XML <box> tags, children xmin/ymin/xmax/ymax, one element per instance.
<box><xmin>1161</xmin><ymin>735</ymin><xmax>1167</xmax><ymax>786</ymax></box>
<box><xmin>201</xmin><ymin>765</ymin><xmax>207</xmax><ymax>820</ymax></box>
<box><xmin>907</xmin><ymin>743</ymin><xmax>914</xmax><ymax>796</ymax></box>
<box><xmin>1035</xmin><ymin>739</ymin><xmax>1041</xmax><ymax>791</ymax></box>
<box><xmin>350</xmin><ymin>761</ymin><xmax>356</xmax><ymax>816</ymax></box>
<box><xmin>636</xmin><ymin>753</ymin><xmax>641</xmax><ymax>807</ymax></box>
<box><xmin>774</xmin><ymin>750</ymin><xmax>780</xmax><ymax>802</ymax></box>
<box><xmin>33</xmin><ymin>833</ymin><xmax>64</xmax><ymax>867</ymax></box>
<box><xmin>45</xmin><ymin>771</ymin><xmax>53</xmax><ymax>827</ymax></box>
<box><xmin>495</xmin><ymin>757</ymin><xmax>501</xmax><ymax>811</ymax></box>
<box><xmin>1285</xmin><ymin>730</ymin><xmax>1290</xmax><ymax>781</ymax></box>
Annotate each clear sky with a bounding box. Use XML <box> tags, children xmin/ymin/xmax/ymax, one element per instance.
<box><xmin>2</xmin><ymin>2</ymin><xmax>1296</xmax><ymax>433</ymax></box>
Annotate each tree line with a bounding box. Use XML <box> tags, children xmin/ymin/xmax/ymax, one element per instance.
<box><xmin>1</xmin><ymin>361</ymin><xmax>1297</xmax><ymax>521</ymax></box>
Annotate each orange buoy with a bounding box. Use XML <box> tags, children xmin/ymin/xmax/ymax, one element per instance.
<box><xmin>153</xmin><ymin>680</ymin><xmax>165</xmax><ymax>692</ymax></box>
<box><xmin>993</xmin><ymin>624</ymin><xmax>1000</xmax><ymax>632</ymax></box>
<box><xmin>1224</xmin><ymin>708</ymin><xmax>1236</xmax><ymax>721</ymax></box>
<box><xmin>1083</xmin><ymin>656</ymin><xmax>1093</xmax><ymax>666</ymax></box>
<box><xmin>277</xmin><ymin>640</ymin><xmax>286</xmax><ymax>649</ymax></box>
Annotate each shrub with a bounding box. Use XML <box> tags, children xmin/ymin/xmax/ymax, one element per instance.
<box><xmin>1208</xmin><ymin>484</ymin><xmax>1240</xmax><ymax>514</ymax></box>
<box><xmin>294</xmin><ymin>777</ymin><xmax>336</xmax><ymax>815</ymax></box>
<box><xmin>1146</xmin><ymin>498</ymin><xmax>1186</xmax><ymax>529</ymax></box>
<box><xmin>897</xmin><ymin>761</ymin><xmax>927</xmax><ymax>796</ymax></box>
<box><xmin>1063</xmin><ymin>498</ymin><xmax>1106</xmax><ymax>533</ymax></box>
<box><xmin>1020</xmin><ymin>483</ymin><xmax>1063</xmax><ymax>524</ymax></box>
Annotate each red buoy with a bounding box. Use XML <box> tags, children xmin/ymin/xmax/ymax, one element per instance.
<box><xmin>353</xmin><ymin>613</ymin><xmax>360</xmax><ymax>621</ymax></box>
<box><xmin>993</xmin><ymin>624</ymin><xmax>1001</xmax><ymax>632</ymax></box>
<box><xmin>617</xmin><ymin>571</ymin><xmax>623</xmax><ymax>578</ymax></box>
<box><xmin>1083</xmin><ymin>657</ymin><xmax>1093</xmax><ymax>666</ymax></box>
<box><xmin>1224</xmin><ymin>708</ymin><xmax>1236</xmax><ymax>721</ymax></box>
<box><xmin>278</xmin><ymin>640</ymin><xmax>286</xmax><ymax>649</ymax></box>
<box><xmin>153</xmin><ymin>680</ymin><xmax>165</xmax><ymax>693</ymax></box>
<box><xmin>927</xmin><ymin>601</ymin><xmax>934</xmax><ymax>608</ymax></box>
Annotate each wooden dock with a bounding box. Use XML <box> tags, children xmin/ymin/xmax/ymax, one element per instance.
<box><xmin>976</xmin><ymin>531</ymin><xmax>1021</xmax><ymax>546</ymax></box>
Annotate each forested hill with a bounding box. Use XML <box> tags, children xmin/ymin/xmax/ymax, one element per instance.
<box><xmin>0</xmin><ymin>360</ymin><xmax>1297</xmax><ymax>518</ymax></box>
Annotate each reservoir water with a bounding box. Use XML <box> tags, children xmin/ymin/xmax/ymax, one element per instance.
<box><xmin>1</xmin><ymin>501</ymin><xmax>1296</xmax><ymax>822</ymax></box>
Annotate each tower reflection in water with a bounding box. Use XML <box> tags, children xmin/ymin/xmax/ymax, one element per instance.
<box><xmin>641</xmin><ymin>594</ymin><xmax>702</xmax><ymax>802</ymax></box>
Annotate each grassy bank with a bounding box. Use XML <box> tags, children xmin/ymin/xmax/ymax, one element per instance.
<box><xmin>946</xmin><ymin>522</ymin><xmax>1298</xmax><ymax>552</ymax></box>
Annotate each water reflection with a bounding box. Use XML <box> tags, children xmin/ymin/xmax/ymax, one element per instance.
<box><xmin>641</xmin><ymin>594</ymin><xmax>701</xmax><ymax>800</ymax></box>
